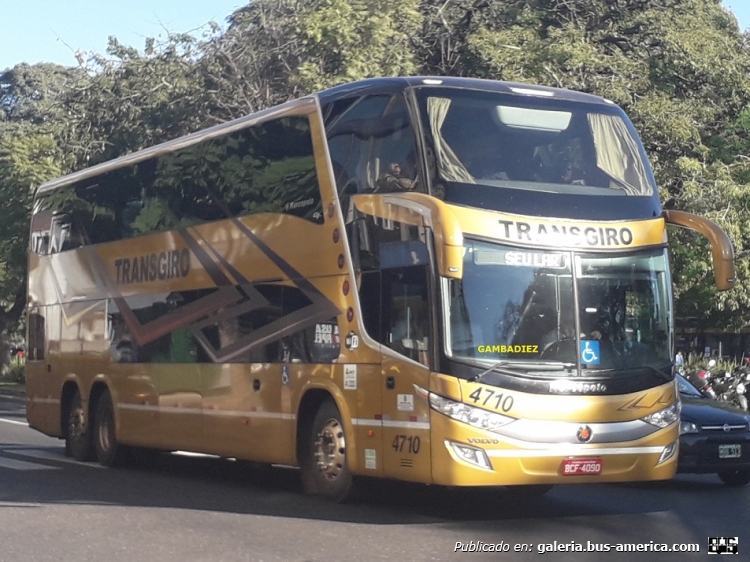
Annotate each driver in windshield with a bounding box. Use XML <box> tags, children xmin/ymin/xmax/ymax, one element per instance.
<box><xmin>376</xmin><ymin>162</ymin><xmax>416</xmax><ymax>192</ymax></box>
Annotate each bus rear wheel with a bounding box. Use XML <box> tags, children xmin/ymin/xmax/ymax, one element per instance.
<box><xmin>93</xmin><ymin>389</ymin><xmax>126</xmax><ymax>467</ymax></box>
<box><xmin>65</xmin><ymin>389</ymin><xmax>94</xmax><ymax>461</ymax></box>
<box><xmin>301</xmin><ymin>399</ymin><xmax>353</xmax><ymax>502</ymax></box>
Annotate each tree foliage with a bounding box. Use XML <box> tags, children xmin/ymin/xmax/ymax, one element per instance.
<box><xmin>0</xmin><ymin>133</ymin><xmax>62</xmax><ymax>367</ymax></box>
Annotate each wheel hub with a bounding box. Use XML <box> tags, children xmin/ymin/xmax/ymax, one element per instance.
<box><xmin>314</xmin><ymin>418</ymin><xmax>346</xmax><ymax>481</ymax></box>
<box><xmin>69</xmin><ymin>407</ymin><xmax>86</xmax><ymax>439</ymax></box>
<box><xmin>98</xmin><ymin>412</ymin><xmax>112</xmax><ymax>451</ymax></box>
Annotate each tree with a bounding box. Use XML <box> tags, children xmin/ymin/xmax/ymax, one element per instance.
<box><xmin>196</xmin><ymin>0</ymin><xmax>422</xmax><ymax>121</ymax></box>
<box><xmin>0</xmin><ymin>133</ymin><xmax>62</xmax><ymax>371</ymax></box>
<box><xmin>55</xmin><ymin>35</ymin><xmax>209</xmax><ymax>166</ymax></box>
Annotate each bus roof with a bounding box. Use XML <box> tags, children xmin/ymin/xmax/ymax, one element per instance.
<box><xmin>36</xmin><ymin>76</ymin><xmax>613</xmax><ymax>196</ymax></box>
<box><xmin>316</xmin><ymin>76</ymin><xmax>612</xmax><ymax>106</ymax></box>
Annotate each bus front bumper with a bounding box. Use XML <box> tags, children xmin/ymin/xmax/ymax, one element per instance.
<box><xmin>431</xmin><ymin>420</ymin><xmax>679</xmax><ymax>486</ymax></box>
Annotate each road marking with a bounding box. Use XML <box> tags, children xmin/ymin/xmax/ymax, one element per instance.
<box><xmin>0</xmin><ymin>455</ymin><xmax>56</xmax><ymax>471</ymax></box>
<box><xmin>0</xmin><ymin>417</ymin><xmax>28</xmax><ymax>426</ymax></box>
<box><xmin>0</xmin><ymin>448</ymin><xmax>106</xmax><ymax>471</ymax></box>
<box><xmin>12</xmin><ymin>449</ymin><xmax>105</xmax><ymax>468</ymax></box>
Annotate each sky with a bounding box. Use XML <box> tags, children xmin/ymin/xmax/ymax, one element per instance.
<box><xmin>1</xmin><ymin>1</ymin><xmax>749</xmax><ymax>72</ymax></box>
<box><xmin>0</xmin><ymin>0</ymin><xmax>244</xmax><ymax>71</ymax></box>
<box><xmin>724</xmin><ymin>1</ymin><xmax>750</xmax><ymax>31</ymax></box>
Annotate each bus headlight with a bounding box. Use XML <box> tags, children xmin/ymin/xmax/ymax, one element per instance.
<box><xmin>429</xmin><ymin>393</ymin><xmax>513</xmax><ymax>432</ymax></box>
<box><xmin>640</xmin><ymin>403</ymin><xmax>680</xmax><ymax>429</ymax></box>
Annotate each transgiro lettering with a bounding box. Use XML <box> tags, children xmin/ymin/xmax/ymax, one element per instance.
<box><xmin>498</xmin><ymin>220</ymin><xmax>634</xmax><ymax>247</ymax></box>
<box><xmin>114</xmin><ymin>249</ymin><xmax>191</xmax><ymax>284</ymax></box>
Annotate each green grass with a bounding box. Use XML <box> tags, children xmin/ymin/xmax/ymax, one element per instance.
<box><xmin>1</xmin><ymin>355</ymin><xmax>26</xmax><ymax>388</ymax></box>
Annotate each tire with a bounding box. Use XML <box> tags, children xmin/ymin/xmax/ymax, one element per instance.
<box><xmin>93</xmin><ymin>389</ymin><xmax>126</xmax><ymax>467</ymax></box>
<box><xmin>718</xmin><ymin>470</ymin><xmax>750</xmax><ymax>486</ymax></box>
<box><xmin>65</xmin><ymin>389</ymin><xmax>94</xmax><ymax>461</ymax></box>
<box><xmin>300</xmin><ymin>398</ymin><xmax>354</xmax><ymax>502</ymax></box>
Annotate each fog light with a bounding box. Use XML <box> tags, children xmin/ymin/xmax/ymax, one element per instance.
<box><xmin>445</xmin><ymin>440</ymin><xmax>492</xmax><ymax>470</ymax></box>
<box><xmin>657</xmin><ymin>440</ymin><xmax>678</xmax><ymax>465</ymax></box>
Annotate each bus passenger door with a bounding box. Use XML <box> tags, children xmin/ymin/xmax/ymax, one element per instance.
<box><xmin>380</xmin><ymin>263</ymin><xmax>432</xmax><ymax>483</ymax></box>
<box><xmin>25</xmin><ymin>305</ymin><xmax>54</xmax><ymax>434</ymax></box>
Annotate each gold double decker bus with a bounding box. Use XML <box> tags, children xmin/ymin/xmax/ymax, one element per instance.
<box><xmin>26</xmin><ymin>77</ymin><xmax>735</xmax><ymax>500</ymax></box>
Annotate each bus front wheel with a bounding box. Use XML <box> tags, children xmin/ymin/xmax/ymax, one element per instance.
<box><xmin>65</xmin><ymin>389</ymin><xmax>94</xmax><ymax>461</ymax></box>
<box><xmin>93</xmin><ymin>389</ymin><xmax>126</xmax><ymax>467</ymax></box>
<box><xmin>301</xmin><ymin>398</ymin><xmax>354</xmax><ymax>502</ymax></box>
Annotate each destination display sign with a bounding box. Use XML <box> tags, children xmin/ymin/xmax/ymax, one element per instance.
<box><xmin>473</xmin><ymin>249</ymin><xmax>567</xmax><ymax>268</ymax></box>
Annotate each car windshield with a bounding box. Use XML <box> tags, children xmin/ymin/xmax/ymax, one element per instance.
<box><xmin>445</xmin><ymin>240</ymin><xmax>671</xmax><ymax>376</ymax></box>
<box><xmin>416</xmin><ymin>88</ymin><xmax>656</xmax><ymax>197</ymax></box>
<box><xmin>677</xmin><ymin>375</ymin><xmax>705</xmax><ymax>398</ymax></box>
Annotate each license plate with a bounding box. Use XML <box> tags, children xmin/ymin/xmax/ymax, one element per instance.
<box><xmin>719</xmin><ymin>444</ymin><xmax>741</xmax><ymax>459</ymax></box>
<box><xmin>561</xmin><ymin>457</ymin><xmax>603</xmax><ymax>475</ymax></box>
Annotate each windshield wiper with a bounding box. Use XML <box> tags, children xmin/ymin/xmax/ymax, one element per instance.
<box><xmin>602</xmin><ymin>362</ymin><xmax>673</xmax><ymax>383</ymax></box>
<box><xmin>471</xmin><ymin>360</ymin><xmax>576</xmax><ymax>383</ymax></box>
<box><xmin>643</xmin><ymin>362</ymin><xmax>674</xmax><ymax>383</ymax></box>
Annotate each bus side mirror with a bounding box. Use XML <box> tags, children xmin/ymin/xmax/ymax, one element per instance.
<box><xmin>663</xmin><ymin>210</ymin><xmax>735</xmax><ymax>291</ymax></box>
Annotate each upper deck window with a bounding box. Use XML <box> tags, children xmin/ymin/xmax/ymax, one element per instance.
<box><xmin>32</xmin><ymin>115</ymin><xmax>322</xmax><ymax>255</ymax></box>
<box><xmin>415</xmin><ymin>88</ymin><xmax>660</xmax><ymax>219</ymax></box>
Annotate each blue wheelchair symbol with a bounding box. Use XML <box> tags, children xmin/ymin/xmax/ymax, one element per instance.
<box><xmin>580</xmin><ymin>340</ymin><xmax>600</xmax><ymax>365</ymax></box>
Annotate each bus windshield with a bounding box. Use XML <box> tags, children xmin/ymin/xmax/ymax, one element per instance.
<box><xmin>416</xmin><ymin>87</ymin><xmax>656</xmax><ymax>200</ymax></box>
<box><xmin>445</xmin><ymin>241</ymin><xmax>671</xmax><ymax>375</ymax></box>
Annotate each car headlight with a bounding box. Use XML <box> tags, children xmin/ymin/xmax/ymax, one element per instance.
<box><xmin>429</xmin><ymin>393</ymin><xmax>514</xmax><ymax>432</ymax></box>
<box><xmin>640</xmin><ymin>403</ymin><xmax>681</xmax><ymax>428</ymax></box>
<box><xmin>737</xmin><ymin>382</ymin><xmax>746</xmax><ymax>394</ymax></box>
<box><xmin>679</xmin><ymin>420</ymin><xmax>699</xmax><ymax>435</ymax></box>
